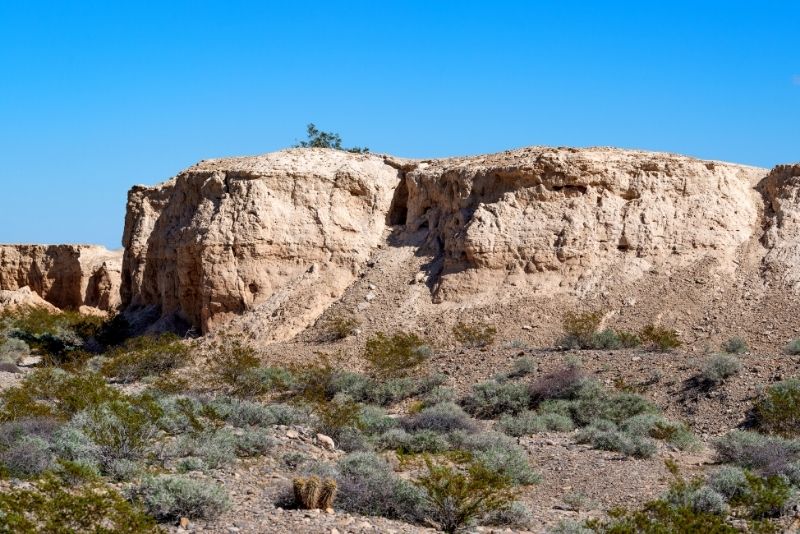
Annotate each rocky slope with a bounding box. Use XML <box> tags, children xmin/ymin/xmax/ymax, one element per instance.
<box><xmin>0</xmin><ymin>245</ymin><xmax>122</xmax><ymax>312</ymax></box>
<box><xmin>121</xmin><ymin>147</ymin><xmax>800</xmax><ymax>348</ymax></box>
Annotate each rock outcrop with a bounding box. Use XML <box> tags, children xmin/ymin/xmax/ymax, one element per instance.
<box><xmin>0</xmin><ymin>287</ymin><xmax>61</xmax><ymax>314</ymax></box>
<box><xmin>0</xmin><ymin>245</ymin><xmax>122</xmax><ymax>311</ymax></box>
<box><xmin>123</xmin><ymin>146</ymin><xmax>800</xmax><ymax>343</ymax></box>
<box><xmin>121</xmin><ymin>149</ymin><xmax>402</xmax><ymax>334</ymax></box>
<box><xmin>400</xmin><ymin>147</ymin><xmax>766</xmax><ymax>301</ymax></box>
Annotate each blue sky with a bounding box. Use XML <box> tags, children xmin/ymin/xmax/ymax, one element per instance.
<box><xmin>1</xmin><ymin>1</ymin><xmax>798</xmax><ymax>248</ymax></box>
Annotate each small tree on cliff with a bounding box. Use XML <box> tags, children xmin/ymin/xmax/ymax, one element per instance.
<box><xmin>294</xmin><ymin>123</ymin><xmax>369</xmax><ymax>153</ymax></box>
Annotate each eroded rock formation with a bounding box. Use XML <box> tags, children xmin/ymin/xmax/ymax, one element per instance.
<box><xmin>121</xmin><ymin>149</ymin><xmax>402</xmax><ymax>334</ymax></box>
<box><xmin>0</xmin><ymin>245</ymin><xmax>122</xmax><ymax>312</ymax></box>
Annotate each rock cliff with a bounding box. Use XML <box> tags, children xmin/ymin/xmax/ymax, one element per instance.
<box><xmin>0</xmin><ymin>245</ymin><xmax>122</xmax><ymax>312</ymax></box>
<box><xmin>122</xmin><ymin>146</ymin><xmax>800</xmax><ymax>343</ymax></box>
<box><xmin>121</xmin><ymin>149</ymin><xmax>402</xmax><ymax>334</ymax></box>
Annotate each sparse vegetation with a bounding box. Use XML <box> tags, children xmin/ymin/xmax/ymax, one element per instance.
<box><xmin>700</xmin><ymin>354</ymin><xmax>742</xmax><ymax>385</ymax></box>
<box><xmin>363</xmin><ymin>331</ymin><xmax>431</xmax><ymax>377</ymax></box>
<box><xmin>131</xmin><ymin>475</ymin><xmax>230</xmax><ymax>521</ymax></box>
<box><xmin>101</xmin><ymin>334</ymin><xmax>190</xmax><ymax>383</ymax></box>
<box><xmin>722</xmin><ymin>336</ymin><xmax>748</xmax><ymax>354</ymax></box>
<box><xmin>753</xmin><ymin>379</ymin><xmax>800</xmax><ymax>437</ymax></box>
<box><xmin>452</xmin><ymin>321</ymin><xmax>497</xmax><ymax>348</ymax></box>
<box><xmin>321</xmin><ymin>314</ymin><xmax>360</xmax><ymax>341</ymax></box>
<box><xmin>785</xmin><ymin>338</ymin><xmax>800</xmax><ymax>355</ymax></box>
<box><xmin>639</xmin><ymin>324</ymin><xmax>681</xmax><ymax>352</ymax></box>
<box><xmin>294</xmin><ymin>123</ymin><xmax>369</xmax><ymax>153</ymax></box>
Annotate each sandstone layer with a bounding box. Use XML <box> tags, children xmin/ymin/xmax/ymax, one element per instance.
<box><xmin>0</xmin><ymin>245</ymin><xmax>122</xmax><ymax>312</ymax></box>
<box><xmin>121</xmin><ymin>149</ymin><xmax>402</xmax><ymax>335</ymax></box>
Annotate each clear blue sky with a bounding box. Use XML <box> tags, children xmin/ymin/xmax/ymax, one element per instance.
<box><xmin>1</xmin><ymin>1</ymin><xmax>798</xmax><ymax>248</ymax></box>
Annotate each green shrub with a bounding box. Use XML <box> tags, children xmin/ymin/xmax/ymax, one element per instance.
<box><xmin>495</xmin><ymin>356</ymin><xmax>537</xmax><ymax>381</ymax></box>
<box><xmin>448</xmin><ymin>431</ymin><xmax>540</xmax><ymax>485</ymax></box>
<box><xmin>0</xmin><ymin>337</ymin><xmax>29</xmax><ymax>364</ymax></box>
<box><xmin>101</xmin><ymin>334</ymin><xmax>190</xmax><ymax>383</ymax></box>
<box><xmin>560</xmin><ymin>311</ymin><xmax>603</xmax><ymax>349</ymax></box>
<box><xmin>713</xmin><ymin>430</ymin><xmax>800</xmax><ymax>475</ymax></box>
<box><xmin>363</xmin><ymin>332</ymin><xmax>430</xmax><ymax>377</ymax></box>
<box><xmin>173</xmin><ymin>429</ymin><xmax>237</xmax><ymax>469</ymax></box>
<box><xmin>234</xmin><ymin>427</ymin><xmax>275</xmax><ymax>456</ymax></box>
<box><xmin>0</xmin><ymin>473</ymin><xmax>160</xmax><ymax>533</ymax></box>
<box><xmin>131</xmin><ymin>474</ymin><xmax>229</xmax><ymax>520</ymax></box>
<box><xmin>402</xmin><ymin>402</ymin><xmax>476</xmax><ymax>434</ymax></box>
<box><xmin>452</xmin><ymin>321</ymin><xmax>497</xmax><ymax>348</ymax></box>
<box><xmin>700</xmin><ymin>354</ymin><xmax>741</xmax><ymax>384</ymax></box>
<box><xmin>785</xmin><ymin>339</ymin><xmax>800</xmax><ymax>355</ymax></box>
<box><xmin>294</xmin><ymin>123</ymin><xmax>368</xmax><ymax>153</ymax></box>
<box><xmin>639</xmin><ymin>324</ymin><xmax>681</xmax><ymax>352</ymax></box>
<box><xmin>334</xmin><ymin>452</ymin><xmax>427</xmax><ymax>522</ymax></box>
<box><xmin>321</xmin><ymin>314</ymin><xmax>360</xmax><ymax>341</ymax></box>
<box><xmin>722</xmin><ymin>337</ymin><xmax>748</xmax><ymax>354</ymax></box>
<box><xmin>483</xmin><ymin>500</ymin><xmax>533</xmax><ymax>528</ymax></box>
<box><xmin>415</xmin><ymin>457</ymin><xmax>518</xmax><ymax>534</ymax></box>
<box><xmin>623</xmin><ymin>414</ymin><xmax>697</xmax><ymax>451</ymax></box>
<box><xmin>754</xmin><ymin>379</ymin><xmax>800</xmax><ymax>436</ymax></box>
<box><xmin>576</xmin><ymin>423</ymin><xmax>657</xmax><ymax>458</ymax></box>
<box><xmin>0</xmin><ymin>369</ymin><xmax>120</xmax><ymax>422</ymax></box>
<box><xmin>378</xmin><ymin>428</ymin><xmax>450</xmax><ymax>454</ymax></box>
<box><xmin>461</xmin><ymin>380</ymin><xmax>529</xmax><ymax>418</ymax></box>
<box><xmin>208</xmin><ymin>336</ymin><xmax>261</xmax><ymax>394</ymax></box>
<box><xmin>420</xmin><ymin>386</ymin><xmax>457</xmax><ymax>408</ymax></box>
<box><xmin>498</xmin><ymin>410</ymin><xmax>575</xmax><ymax>436</ymax></box>
<box><xmin>707</xmin><ymin>466</ymin><xmax>749</xmax><ymax>500</ymax></box>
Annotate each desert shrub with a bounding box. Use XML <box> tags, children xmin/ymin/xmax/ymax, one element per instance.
<box><xmin>147</xmin><ymin>374</ymin><xmax>191</xmax><ymax>395</ymax></box>
<box><xmin>713</xmin><ymin>430</ymin><xmax>800</xmax><ymax>476</ymax></box>
<box><xmin>462</xmin><ymin>380</ymin><xmax>529</xmax><ymax>418</ymax></box>
<box><xmin>235</xmin><ymin>427</ymin><xmax>275</xmax><ymax>456</ymax></box>
<box><xmin>707</xmin><ymin>466</ymin><xmax>750</xmax><ymax>500</ymax></box>
<box><xmin>0</xmin><ymin>337</ymin><xmax>29</xmax><ymax>364</ymax></box>
<box><xmin>313</xmin><ymin>397</ymin><xmax>362</xmax><ymax>440</ymax></box>
<box><xmin>452</xmin><ymin>321</ymin><xmax>497</xmax><ymax>348</ymax></box>
<box><xmin>156</xmin><ymin>395</ymin><xmax>207</xmax><ymax>434</ymax></box>
<box><xmin>665</xmin><ymin>485</ymin><xmax>729</xmax><ymax>515</ymax></box>
<box><xmin>207</xmin><ymin>397</ymin><xmax>273</xmax><ymax>428</ymax></box>
<box><xmin>639</xmin><ymin>324</ymin><xmax>681</xmax><ymax>351</ymax></box>
<box><xmin>529</xmin><ymin>365</ymin><xmax>585</xmax><ymax>406</ymax></box>
<box><xmin>294</xmin><ymin>123</ymin><xmax>368</xmax><ymax>153</ymax></box>
<box><xmin>231</xmin><ymin>365</ymin><xmax>296</xmax><ymax>399</ymax></box>
<box><xmin>363</xmin><ymin>331</ymin><xmax>430</xmax><ymax>377</ymax></box>
<box><xmin>101</xmin><ymin>334</ymin><xmax>190</xmax><ymax>383</ymax></box>
<box><xmin>0</xmin><ymin>368</ymin><xmax>119</xmax><ymax>422</ymax></box>
<box><xmin>173</xmin><ymin>429</ymin><xmax>237</xmax><ymax>469</ymax></box>
<box><xmin>448</xmin><ymin>431</ymin><xmax>539</xmax><ymax>485</ymax></box>
<box><xmin>402</xmin><ymin>402</ymin><xmax>477</xmax><ymax>434</ymax></box>
<box><xmin>292</xmin><ymin>475</ymin><xmax>338</xmax><ymax>509</ymax></box>
<box><xmin>334</xmin><ymin>451</ymin><xmax>427</xmax><ymax>521</ymax></box>
<box><xmin>1</xmin><ymin>308</ymin><xmax>104</xmax><ymax>364</ymax></box>
<box><xmin>177</xmin><ymin>456</ymin><xmax>206</xmax><ymax>473</ymax></box>
<box><xmin>623</xmin><ymin>414</ymin><xmax>698</xmax><ymax>451</ymax></box>
<box><xmin>0</xmin><ymin>435</ymin><xmax>54</xmax><ymax>478</ymax></box>
<box><xmin>495</xmin><ymin>356</ymin><xmax>537</xmax><ymax>382</ymax></box>
<box><xmin>722</xmin><ymin>336</ymin><xmax>748</xmax><ymax>354</ymax></box>
<box><xmin>567</xmin><ymin>381</ymin><xmax>658</xmax><ymax>426</ymax></box>
<box><xmin>264</xmin><ymin>403</ymin><xmax>310</xmax><ymax>426</ymax></box>
<box><xmin>498</xmin><ymin>410</ymin><xmax>574</xmax><ymax>436</ymax></box>
<box><xmin>328</xmin><ymin>371</ymin><xmax>373</xmax><ymax>400</ymax></box>
<box><xmin>560</xmin><ymin>311</ymin><xmax>603</xmax><ymax>349</ymax></box>
<box><xmin>700</xmin><ymin>354</ymin><xmax>742</xmax><ymax>385</ymax></box>
<box><xmin>282</xmin><ymin>452</ymin><xmax>308</xmax><ymax>471</ymax></box>
<box><xmin>358</xmin><ymin>405</ymin><xmax>397</xmax><ymax>436</ymax></box>
<box><xmin>754</xmin><ymin>379</ymin><xmax>800</xmax><ymax>436</ymax></box>
<box><xmin>335</xmin><ymin>426</ymin><xmax>372</xmax><ymax>452</ymax></box>
<box><xmin>208</xmin><ymin>336</ymin><xmax>261</xmax><ymax>393</ymax></box>
<box><xmin>378</xmin><ymin>428</ymin><xmax>451</xmax><ymax>454</ymax></box>
<box><xmin>131</xmin><ymin>474</ymin><xmax>229</xmax><ymax>520</ymax></box>
<box><xmin>72</xmin><ymin>396</ymin><xmax>162</xmax><ymax>466</ymax></box>
<box><xmin>321</xmin><ymin>314</ymin><xmax>360</xmax><ymax>341</ymax></box>
<box><xmin>732</xmin><ymin>471</ymin><xmax>794</xmax><ymax>519</ymax></box>
<box><xmin>483</xmin><ymin>500</ymin><xmax>533</xmax><ymax>528</ymax></box>
<box><xmin>785</xmin><ymin>339</ymin><xmax>800</xmax><ymax>355</ymax></box>
<box><xmin>50</xmin><ymin>425</ymin><xmax>103</xmax><ymax>471</ymax></box>
<box><xmin>415</xmin><ymin>457</ymin><xmax>518</xmax><ymax>534</ymax></box>
<box><xmin>368</xmin><ymin>377</ymin><xmax>418</xmax><ymax>406</ymax></box>
<box><xmin>0</xmin><ymin>473</ymin><xmax>160</xmax><ymax>533</ymax></box>
<box><xmin>420</xmin><ymin>386</ymin><xmax>457</xmax><ymax>408</ymax></box>
<box><xmin>576</xmin><ymin>423</ymin><xmax>657</xmax><ymax>458</ymax></box>
<box><xmin>550</xmin><ymin>519</ymin><xmax>594</xmax><ymax>534</ymax></box>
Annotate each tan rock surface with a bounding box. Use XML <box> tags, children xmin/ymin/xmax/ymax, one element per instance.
<box><xmin>0</xmin><ymin>286</ymin><xmax>60</xmax><ymax>313</ymax></box>
<box><xmin>121</xmin><ymin>148</ymin><xmax>402</xmax><ymax>335</ymax></box>
<box><xmin>0</xmin><ymin>245</ymin><xmax>122</xmax><ymax>311</ymax></box>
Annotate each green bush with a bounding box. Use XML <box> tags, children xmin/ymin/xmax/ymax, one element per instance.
<box><xmin>173</xmin><ymin>429</ymin><xmax>237</xmax><ymax>469</ymax></box>
<box><xmin>700</xmin><ymin>354</ymin><xmax>741</xmax><ymax>384</ymax></box>
<box><xmin>131</xmin><ymin>474</ymin><xmax>229</xmax><ymax>520</ymax></box>
<box><xmin>494</xmin><ymin>356</ymin><xmax>537</xmax><ymax>381</ymax></box>
<box><xmin>333</xmin><ymin>452</ymin><xmax>427</xmax><ymax>522</ymax></box>
<box><xmin>498</xmin><ymin>410</ymin><xmax>575</xmax><ymax>436</ymax></box>
<box><xmin>209</xmin><ymin>336</ymin><xmax>261</xmax><ymax>395</ymax></box>
<box><xmin>363</xmin><ymin>331</ymin><xmax>431</xmax><ymax>377</ymax></box>
<box><xmin>378</xmin><ymin>428</ymin><xmax>450</xmax><ymax>454</ymax></box>
<box><xmin>755</xmin><ymin>379</ymin><xmax>800</xmax><ymax>436</ymax></box>
<box><xmin>576</xmin><ymin>423</ymin><xmax>657</xmax><ymax>458</ymax></box>
<box><xmin>401</xmin><ymin>402</ymin><xmax>477</xmax><ymax>434</ymax></box>
<box><xmin>622</xmin><ymin>414</ymin><xmax>698</xmax><ymax>451</ymax></box>
<box><xmin>560</xmin><ymin>311</ymin><xmax>603</xmax><ymax>349</ymax></box>
<box><xmin>639</xmin><ymin>324</ymin><xmax>681</xmax><ymax>352</ymax></box>
<box><xmin>0</xmin><ymin>368</ymin><xmax>120</xmax><ymax>422</ymax></box>
<box><xmin>713</xmin><ymin>430</ymin><xmax>800</xmax><ymax>475</ymax></box>
<box><xmin>321</xmin><ymin>314</ymin><xmax>360</xmax><ymax>340</ymax></box>
<box><xmin>448</xmin><ymin>431</ymin><xmax>540</xmax><ymax>485</ymax></box>
<box><xmin>0</xmin><ymin>473</ymin><xmax>160</xmax><ymax>533</ymax></box>
<box><xmin>101</xmin><ymin>334</ymin><xmax>190</xmax><ymax>383</ymax></box>
<box><xmin>415</xmin><ymin>457</ymin><xmax>518</xmax><ymax>534</ymax></box>
<box><xmin>785</xmin><ymin>339</ymin><xmax>800</xmax><ymax>355</ymax></box>
<box><xmin>722</xmin><ymin>337</ymin><xmax>748</xmax><ymax>354</ymax></box>
<box><xmin>452</xmin><ymin>321</ymin><xmax>497</xmax><ymax>348</ymax></box>
<box><xmin>294</xmin><ymin>123</ymin><xmax>368</xmax><ymax>153</ymax></box>
<box><xmin>461</xmin><ymin>380</ymin><xmax>529</xmax><ymax>418</ymax></box>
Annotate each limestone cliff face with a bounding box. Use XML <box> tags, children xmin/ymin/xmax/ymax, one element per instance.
<box><xmin>0</xmin><ymin>245</ymin><xmax>122</xmax><ymax>311</ymax></box>
<box><xmin>121</xmin><ymin>149</ymin><xmax>402</xmax><ymax>334</ymax></box>
<box><xmin>400</xmin><ymin>147</ymin><xmax>766</xmax><ymax>301</ymax></box>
